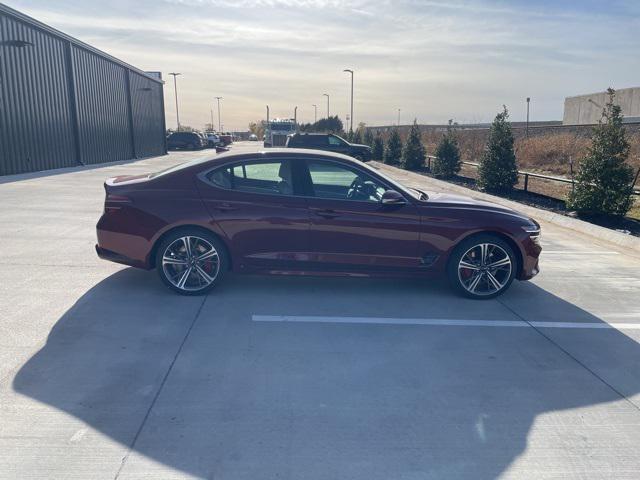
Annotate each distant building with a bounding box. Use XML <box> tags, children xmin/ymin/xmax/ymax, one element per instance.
<box><xmin>563</xmin><ymin>87</ymin><xmax>640</xmax><ymax>125</ymax></box>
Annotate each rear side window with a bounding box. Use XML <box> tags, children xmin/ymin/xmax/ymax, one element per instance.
<box><xmin>309</xmin><ymin>135</ymin><xmax>328</xmax><ymax>147</ymax></box>
<box><xmin>207</xmin><ymin>160</ymin><xmax>295</xmax><ymax>196</ymax></box>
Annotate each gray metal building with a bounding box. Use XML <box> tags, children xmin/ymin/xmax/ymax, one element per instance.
<box><xmin>0</xmin><ymin>4</ymin><xmax>167</xmax><ymax>176</ymax></box>
<box><xmin>563</xmin><ymin>87</ymin><xmax>640</xmax><ymax>125</ymax></box>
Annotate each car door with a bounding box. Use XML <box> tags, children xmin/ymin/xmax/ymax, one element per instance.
<box><xmin>302</xmin><ymin>158</ymin><xmax>422</xmax><ymax>271</ymax></box>
<box><xmin>196</xmin><ymin>158</ymin><xmax>310</xmax><ymax>271</ymax></box>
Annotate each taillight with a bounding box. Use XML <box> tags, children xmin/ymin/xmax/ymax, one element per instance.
<box><xmin>104</xmin><ymin>193</ymin><xmax>132</xmax><ymax>213</ymax></box>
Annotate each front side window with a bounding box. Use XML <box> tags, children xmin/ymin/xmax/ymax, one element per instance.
<box><xmin>306</xmin><ymin>161</ymin><xmax>388</xmax><ymax>202</ymax></box>
<box><xmin>328</xmin><ymin>135</ymin><xmax>346</xmax><ymax>146</ymax></box>
<box><xmin>207</xmin><ymin>160</ymin><xmax>295</xmax><ymax>196</ymax></box>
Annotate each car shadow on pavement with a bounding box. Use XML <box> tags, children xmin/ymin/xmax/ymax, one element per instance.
<box><xmin>11</xmin><ymin>268</ymin><xmax>640</xmax><ymax>479</ymax></box>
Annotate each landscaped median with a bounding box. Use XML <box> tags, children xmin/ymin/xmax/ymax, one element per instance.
<box><xmin>371</xmin><ymin>161</ymin><xmax>640</xmax><ymax>254</ymax></box>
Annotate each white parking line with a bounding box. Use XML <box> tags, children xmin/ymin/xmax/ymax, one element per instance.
<box><xmin>542</xmin><ymin>251</ymin><xmax>620</xmax><ymax>255</ymax></box>
<box><xmin>252</xmin><ymin>315</ymin><xmax>640</xmax><ymax>330</ymax></box>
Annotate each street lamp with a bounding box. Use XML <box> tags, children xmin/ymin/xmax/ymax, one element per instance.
<box><xmin>323</xmin><ymin>93</ymin><xmax>330</xmax><ymax>118</ymax></box>
<box><xmin>169</xmin><ymin>72</ymin><xmax>181</xmax><ymax>131</ymax></box>
<box><xmin>397</xmin><ymin>108</ymin><xmax>401</xmax><ymax>126</ymax></box>
<box><xmin>526</xmin><ymin>97</ymin><xmax>530</xmax><ymax>138</ymax></box>
<box><xmin>312</xmin><ymin>104</ymin><xmax>317</xmax><ymax>123</ymax></box>
<box><xmin>343</xmin><ymin>69</ymin><xmax>354</xmax><ymax>133</ymax></box>
<box><xmin>214</xmin><ymin>96</ymin><xmax>223</xmax><ymax>132</ymax></box>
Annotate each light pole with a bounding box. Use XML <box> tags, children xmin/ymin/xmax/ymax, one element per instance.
<box><xmin>526</xmin><ymin>97</ymin><xmax>530</xmax><ymax>138</ymax></box>
<box><xmin>397</xmin><ymin>108</ymin><xmax>401</xmax><ymax>126</ymax></box>
<box><xmin>214</xmin><ymin>96</ymin><xmax>222</xmax><ymax>132</ymax></box>
<box><xmin>343</xmin><ymin>69</ymin><xmax>353</xmax><ymax>133</ymax></box>
<box><xmin>312</xmin><ymin>104</ymin><xmax>317</xmax><ymax>123</ymax></box>
<box><xmin>169</xmin><ymin>72</ymin><xmax>181</xmax><ymax>130</ymax></box>
<box><xmin>323</xmin><ymin>93</ymin><xmax>330</xmax><ymax>118</ymax></box>
<box><xmin>210</xmin><ymin>109</ymin><xmax>214</xmax><ymax>131</ymax></box>
<box><xmin>294</xmin><ymin>106</ymin><xmax>298</xmax><ymax>126</ymax></box>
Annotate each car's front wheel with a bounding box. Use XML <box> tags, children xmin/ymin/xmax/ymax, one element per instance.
<box><xmin>155</xmin><ymin>229</ymin><xmax>228</xmax><ymax>295</ymax></box>
<box><xmin>448</xmin><ymin>234</ymin><xmax>516</xmax><ymax>299</ymax></box>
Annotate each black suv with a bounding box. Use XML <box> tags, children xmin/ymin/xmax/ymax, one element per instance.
<box><xmin>167</xmin><ymin>132</ymin><xmax>207</xmax><ymax>150</ymax></box>
<box><xmin>286</xmin><ymin>133</ymin><xmax>372</xmax><ymax>161</ymax></box>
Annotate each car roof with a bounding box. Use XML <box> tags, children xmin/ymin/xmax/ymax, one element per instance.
<box><xmin>215</xmin><ymin>148</ymin><xmax>355</xmax><ymax>163</ymax></box>
<box><xmin>155</xmin><ymin>148</ymin><xmax>361</xmax><ymax>178</ymax></box>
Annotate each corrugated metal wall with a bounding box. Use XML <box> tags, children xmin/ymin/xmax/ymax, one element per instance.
<box><xmin>0</xmin><ymin>5</ymin><xmax>166</xmax><ymax>176</ymax></box>
<box><xmin>130</xmin><ymin>71</ymin><xmax>166</xmax><ymax>158</ymax></box>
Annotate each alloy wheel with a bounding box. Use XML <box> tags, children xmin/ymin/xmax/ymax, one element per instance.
<box><xmin>161</xmin><ymin>236</ymin><xmax>220</xmax><ymax>292</ymax></box>
<box><xmin>457</xmin><ymin>243</ymin><xmax>512</xmax><ymax>296</ymax></box>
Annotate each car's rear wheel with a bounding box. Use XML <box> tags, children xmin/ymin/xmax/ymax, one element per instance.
<box><xmin>447</xmin><ymin>234</ymin><xmax>516</xmax><ymax>299</ymax></box>
<box><xmin>156</xmin><ymin>230</ymin><xmax>227</xmax><ymax>295</ymax></box>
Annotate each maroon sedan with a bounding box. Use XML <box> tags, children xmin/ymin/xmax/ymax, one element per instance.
<box><xmin>96</xmin><ymin>149</ymin><xmax>541</xmax><ymax>299</ymax></box>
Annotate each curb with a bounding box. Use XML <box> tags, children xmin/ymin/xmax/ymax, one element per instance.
<box><xmin>371</xmin><ymin>161</ymin><xmax>640</xmax><ymax>254</ymax></box>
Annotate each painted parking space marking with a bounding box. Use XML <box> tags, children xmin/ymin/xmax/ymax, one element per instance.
<box><xmin>253</xmin><ymin>315</ymin><xmax>640</xmax><ymax>330</ymax></box>
<box><xmin>542</xmin><ymin>251</ymin><xmax>620</xmax><ymax>255</ymax></box>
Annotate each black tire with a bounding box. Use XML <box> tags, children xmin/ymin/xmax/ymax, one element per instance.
<box><xmin>155</xmin><ymin>228</ymin><xmax>228</xmax><ymax>296</ymax></box>
<box><xmin>447</xmin><ymin>233</ymin><xmax>517</xmax><ymax>299</ymax></box>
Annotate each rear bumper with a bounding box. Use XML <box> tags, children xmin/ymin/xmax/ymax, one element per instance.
<box><xmin>95</xmin><ymin>244</ymin><xmax>148</xmax><ymax>269</ymax></box>
<box><xmin>96</xmin><ymin>244</ymin><xmax>132</xmax><ymax>265</ymax></box>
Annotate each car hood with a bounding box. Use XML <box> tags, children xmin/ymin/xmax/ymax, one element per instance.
<box><xmin>425</xmin><ymin>191</ymin><xmax>530</xmax><ymax>220</ymax></box>
<box><xmin>350</xmin><ymin>143</ymin><xmax>371</xmax><ymax>150</ymax></box>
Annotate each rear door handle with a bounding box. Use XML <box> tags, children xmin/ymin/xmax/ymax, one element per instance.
<box><xmin>312</xmin><ymin>208</ymin><xmax>341</xmax><ymax>219</ymax></box>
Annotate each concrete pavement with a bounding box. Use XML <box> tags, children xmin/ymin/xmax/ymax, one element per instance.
<box><xmin>1</xmin><ymin>143</ymin><xmax>640</xmax><ymax>479</ymax></box>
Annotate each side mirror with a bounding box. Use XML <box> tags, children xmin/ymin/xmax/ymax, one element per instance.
<box><xmin>381</xmin><ymin>189</ymin><xmax>407</xmax><ymax>205</ymax></box>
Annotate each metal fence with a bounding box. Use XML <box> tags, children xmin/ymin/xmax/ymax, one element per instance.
<box><xmin>0</xmin><ymin>4</ymin><xmax>166</xmax><ymax>176</ymax></box>
<box><xmin>424</xmin><ymin>155</ymin><xmax>640</xmax><ymax>197</ymax></box>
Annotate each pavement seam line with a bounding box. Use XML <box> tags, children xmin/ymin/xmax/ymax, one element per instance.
<box><xmin>498</xmin><ymin>298</ymin><xmax>640</xmax><ymax>414</ymax></box>
<box><xmin>113</xmin><ymin>295</ymin><xmax>208</xmax><ymax>480</ymax></box>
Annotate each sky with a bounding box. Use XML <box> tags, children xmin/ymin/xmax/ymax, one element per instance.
<box><xmin>6</xmin><ymin>0</ymin><xmax>640</xmax><ymax>130</ymax></box>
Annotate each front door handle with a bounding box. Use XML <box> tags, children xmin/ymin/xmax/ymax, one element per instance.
<box><xmin>312</xmin><ymin>208</ymin><xmax>341</xmax><ymax>219</ymax></box>
<box><xmin>213</xmin><ymin>202</ymin><xmax>236</xmax><ymax>212</ymax></box>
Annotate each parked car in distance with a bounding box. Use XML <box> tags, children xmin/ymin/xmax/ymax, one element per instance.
<box><xmin>206</xmin><ymin>132</ymin><xmax>221</xmax><ymax>147</ymax></box>
<box><xmin>96</xmin><ymin>149</ymin><xmax>541</xmax><ymax>299</ymax></box>
<box><xmin>167</xmin><ymin>131</ymin><xmax>207</xmax><ymax>150</ymax></box>
<box><xmin>286</xmin><ymin>133</ymin><xmax>372</xmax><ymax>161</ymax></box>
<box><xmin>219</xmin><ymin>134</ymin><xmax>233</xmax><ymax>146</ymax></box>
<box><xmin>249</xmin><ymin>134</ymin><xmax>258</xmax><ymax>141</ymax></box>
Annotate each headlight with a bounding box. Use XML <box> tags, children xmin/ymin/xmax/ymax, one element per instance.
<box><xmin>522</xmin><ymin>224</ymin><xmax>541</xmax><ymax>245</ymax></box>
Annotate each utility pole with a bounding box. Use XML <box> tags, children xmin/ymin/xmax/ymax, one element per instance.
<box><xmin>323</xmin><ymin>93</ymin><xmax>330</xmax><ymax>118</ymax></box>
<box><xmin>343</xmin><ymin>69</ymin><xmax>354</xmax><ymax>133</ymax></box>
<box><xmin>397</xmin><ymin>108</ymin><xmax>401</xmax><ymax>126</ymax></box>
<box><xmin>312</xmin><ymin>104</ymin><xmax>317</xmax><ymax>123</ymax></box>
<box><xmin>169</xmin><ymin>72</ymin><xmax>181</xmax><ymax>130</ymax></box>
<box><xmin>294</xmin><ymin>106</ymin><xmax>297</xmax><ymax>126</ymax></box>
<box><xmin>214</xmin><ymin>96</ymin><xmax>222</xmax><ymax>132</ymax></box>
<box><xmin>210</xmin><ymin>109</ymin><xmax>214</xmax><ymax>131</ymax></box>
<box><xmin>526</xmin><ymin>97</ymin><xmax>530</xmax><ymax>138</ymax></box>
